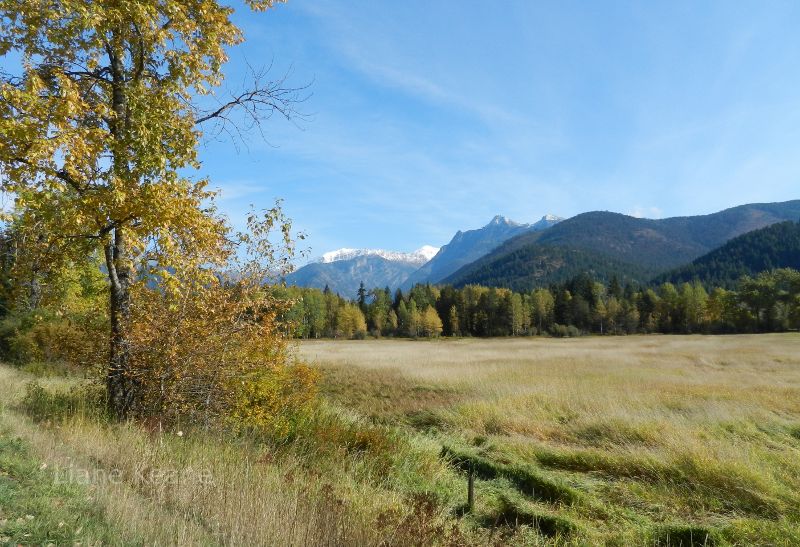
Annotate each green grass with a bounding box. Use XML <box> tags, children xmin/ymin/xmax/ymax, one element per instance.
<box><xmin>491</xmin><ymin>494</ymin><xmax>581</xmax><ymax>538</ymax></box>
<box><xmin>0</xmin><ymin>422</ymin><xmax>125</xmax><ymax>545</ymax></box>
<box><xmin>441</xmin><ymin>444</ymin><xmax>581</xmax><ymax>505</ymax></box>
<box><xmin>651</xmin><ymin>523</ymin><xmax>722</xmax><ymax>546</ymax></box>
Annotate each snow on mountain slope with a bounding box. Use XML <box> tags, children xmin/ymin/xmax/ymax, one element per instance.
<box><xmin>284</xmin><ymin>214</ymin><xmax>562</xmax><ymax>295</ymax></box>
<box><xmin>319</xmin><ymin>245</ymin><xmax>439</xmax><ymax>267</ymax></box>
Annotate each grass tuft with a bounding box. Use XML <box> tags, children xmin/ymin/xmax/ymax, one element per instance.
<box><xmin>442</xmin><ymin>445</ymin><xmax>581</xmax><ymax>505</ymax></box>
<box><xmin>492</xmin><ymin>495</ymin><xmax>580</xmax><ymax>538</ymax></box>
<box><xmin>652</xmin><ymin>523</ymin><xmax>721</xmax><ymax>546</ymax></box>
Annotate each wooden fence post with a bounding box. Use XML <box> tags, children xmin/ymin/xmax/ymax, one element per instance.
<box><xmin>467</xmin><ymin>465</ymin><xmax>475</xmax><ymax>512</ymax></box>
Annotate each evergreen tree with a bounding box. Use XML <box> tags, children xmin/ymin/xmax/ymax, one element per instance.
<box><xmin>397</xmin><ymin>300</ymin><xmax>410</xmax><ymax>335</ymax></box>
<box><xmin>367</xmin><ymin>287</ymin><xmax>392</xmax><ymax>335</ymax></box>
<box><xmin>393</xmin><ymin>288</ymin><xmax>404</xmax><ymax>309</ymax></box>
<box><xmin>356</xmin><ymin>281</ymin><xmax>367</xmax><ymax>312</ymax></box>
<box><xmin>609</xmin><ymin>276</ymin><xmax>623</xmax><ymax>299</ymax></box>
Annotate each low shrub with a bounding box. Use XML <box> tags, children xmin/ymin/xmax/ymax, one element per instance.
<box><xmin>19</xmin><ymin>381</ymin><xmax>107</xmax><ymax>423</ymax></box>
<box><xmin>0</xmin><ymin>309</ymin><xmax>106</xmax><ymax>368</ymax></box>
<box><xmin>231</xmin><ymin>363</ymin><xmax>320</xmax><ymax>439</ymax></box>
<box><xmin>549</xmin><ymin>324</ymin><xmax>581</xmax><ymax>338</ymax></box>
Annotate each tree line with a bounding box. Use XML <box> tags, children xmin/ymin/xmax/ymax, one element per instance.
<box><xmin>279</xmin><ymin>269</ymin><xmax>800</xmax><ymax>339</ymax></box>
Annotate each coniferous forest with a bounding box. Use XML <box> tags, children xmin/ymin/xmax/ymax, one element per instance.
<box><xmin>657</xmin><ymin>220</ymin><xmax>800</xmax><ymax>289</ymax></box>
<box><xmin>278</xmin><ymin>268</ymin><xmax>800</xmax><ymax>339</ymax></box>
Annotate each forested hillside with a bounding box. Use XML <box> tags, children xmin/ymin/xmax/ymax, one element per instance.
<box><xmin>285</xmin><ymin>255</ymin><xmax>420</xmax><ymax>298</ymax></box>
<box><xmin>442</xmin><ymin>245</ymin><xmax>653</xmax><ymax>292</ymax></box>
<box><xmin>658</xmin><ymin>220</ymin><xmax>800</xmax><ymax>288</ymax></box>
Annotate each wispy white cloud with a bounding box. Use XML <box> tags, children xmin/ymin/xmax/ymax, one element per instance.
<box><xmin>212</xmin><ymin>180</ymin><xmax>267</xmax><ymax>202</ymax></box>
<box><xmin>294</xmin><ymin>1</ymin><xmax>516</xmax><ymax>127</ymax></box>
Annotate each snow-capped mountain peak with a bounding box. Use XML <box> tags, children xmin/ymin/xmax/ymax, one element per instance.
<box><xmin>484</xmin><ymin>213</ymin><xmax>563</xmax><ymax>230</ymax></box>
<box><xmin>318</xmin><ymin>246</ymin><xmax>439</xmax><ymax>267</ymax></box>
<box><xmin>415</xmin><ymin>245</ymin><xmax>440</xmax><ymax>262</ymax></box>
<box><xmin>531</xmin><ymin>213</ymin><xmax>564</xmax><ymax>230</ymax></box>
<box><xmin>486</xmin><ymin>215</ymin><xmax>523</xmax><ymax>228</ymax></box>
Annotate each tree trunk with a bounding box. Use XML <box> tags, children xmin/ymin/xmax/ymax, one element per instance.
<box><xmin>106</xmin><ymin>227</ymin><xmax>136</xmax><ymax>418</ymax></box>
<box><xmin>105</xmin><ymin>32</ymin><xmax>137</xmax><ymax>418</ymax></box>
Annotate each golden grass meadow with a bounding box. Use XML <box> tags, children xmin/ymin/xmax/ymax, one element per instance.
<box><xmin>3</xmin><ymin>1</ymin><xmax>800</xmax><ymax>545</ymax></box>
<box><xmin>2</xmin><ymin>334</ymin><xmax>800</xmax><ymax>545</ymax></box>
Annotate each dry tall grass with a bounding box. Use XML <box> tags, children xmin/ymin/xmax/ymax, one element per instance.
<box><xmin>300</xmin><ymin>334</ymin><xmax>800</xmax><ymax>544</ymax></box>
<box><xmin>3</xmin><ymin>335</ymin><xmax>799</xmax><ymax>545</ymax></box>
<box><xmin>0</xmin><ymin>366</ymin><xmax>461</xmax><ymax>546</ymax></box>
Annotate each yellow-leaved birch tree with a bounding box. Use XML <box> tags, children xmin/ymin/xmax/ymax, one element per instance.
<box><xmin>0</xmin><ymin>0</ymin><xmax>302</xmax><ymax>418</ymax></box>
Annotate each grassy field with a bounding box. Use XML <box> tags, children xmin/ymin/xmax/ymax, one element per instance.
<box><xmin>1</xmin><ymin>334</ymin><xmax>799</xmax><ymax>545</ymax></box>
<box><xmin>0</xmin><ymin>364</ymin><xmax>429</xmax><ymax>545</ymax></box>
<box><xmin>300</xmin><ymin>334</ymin><xmax>800</xmax><ymax>545</ymax></box>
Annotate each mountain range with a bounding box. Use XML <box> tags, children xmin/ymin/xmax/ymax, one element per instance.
<box><xmin>284</xmin><ymin>200</ymin><xmax>800</xmax><ymax>296</ymax></box>
<box><xmin>318</xmin><ymin>246</ymin><xmax>439</xmax><ymax>266</ymax></box>
<box><xmin>284</xmin><ymin>255</ymin><xmax>415</xmax><ymax>298</ymax></box>
<box><xmin>400</xmin><ymin>214</ymin><xmax>562</xmax><ymax>289</ymax></box>
<box><xmin>284</xmin><ymin>214</ymin><xmax>561</xmax><ymax>296</ymax></box>
<box><xmin>445</xmin><ymin>200</ymin><xmax>800</xmax><ymax>290</ymax></box>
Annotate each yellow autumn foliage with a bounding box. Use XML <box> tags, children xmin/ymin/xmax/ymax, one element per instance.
<box><xmin>0</xmin><ymin>0</ymin><xmax>305</xmax><ymax>418</ymax></box>
<box><xmin>125</xmin><ymin>207</ymin><xmax>317</xmax><ymax>432</ymax></box>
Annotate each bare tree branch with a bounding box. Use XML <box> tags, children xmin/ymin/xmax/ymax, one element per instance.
<box><xmin>193</xmin><ymin>63</ymin><xmax>312</xmax><ymax>141</ymax></box>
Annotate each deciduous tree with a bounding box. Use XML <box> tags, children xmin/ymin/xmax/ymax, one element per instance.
<box><xmin>0</xmin><ymin>0</ymin><xmax>302</xmax><ymax>417</ymax></box>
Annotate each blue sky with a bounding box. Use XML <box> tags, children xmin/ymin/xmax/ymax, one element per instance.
<box><xmin>202</xmin><ymin>0</ymin><xmax>800</xmax><ymax>258</ymax></box>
